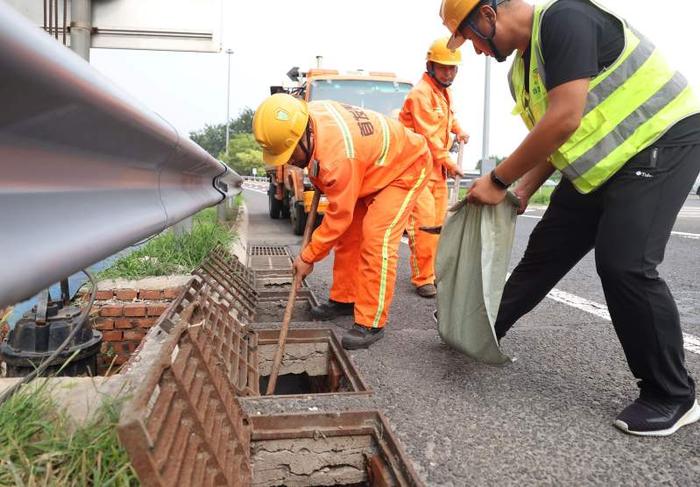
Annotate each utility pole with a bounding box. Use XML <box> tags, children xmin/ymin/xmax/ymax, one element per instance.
<box><xmin>225</xmin><ymin>48</ymin><xmax>234</xmax><ymax>155</ymax></box>
<box><xmin>70</xmin><ymin>0</ymin><xmax>91</xmax><ymax>61</ymax></box>
<box><xmin>480</xmin><ymin>57</ymin><xmax>494</xmax><ymax>176</ymax></box>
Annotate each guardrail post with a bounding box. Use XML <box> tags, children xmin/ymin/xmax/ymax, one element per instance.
<box><xmin>172</xmin><ymin>217</ymin><xmax>193</xmax><ymax>237</ymax></box>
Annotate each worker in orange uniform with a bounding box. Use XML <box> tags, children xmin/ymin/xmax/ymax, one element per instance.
<box><xmin>253</xmin><ymin>94</ymin><xmax>431</xmax><ymax>349</ymax></box>
<box><xmin>400</xmin><ymin>37</ymin><xmax>470</xmax><ymax>298</ymax></box>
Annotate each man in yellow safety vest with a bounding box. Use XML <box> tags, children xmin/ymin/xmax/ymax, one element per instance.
<box><xmin>440</xmin><ymin>0</ymin><xmax>700</xmax><ymax>436</ymax></box>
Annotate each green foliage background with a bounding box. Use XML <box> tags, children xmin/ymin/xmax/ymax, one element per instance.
<box><xmin>189</xmin><ymin>107</ymin><xmax>265</xmax><ymax>175</ymax></box>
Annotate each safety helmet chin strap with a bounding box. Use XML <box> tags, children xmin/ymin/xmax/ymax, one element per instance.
<box><xmin>468</xmin><ymin>0</ymin><xmax>507</xmax><ymax>63</ymax></box>
<box><xmin>427</xmin><ymin>62</ymin><xmax>453</xmax><ymax>88</ymax></box>
<box><xmin>299</xmin><ymin>123</ymin><xmax>313</xmax><ymax>166</ymax></box>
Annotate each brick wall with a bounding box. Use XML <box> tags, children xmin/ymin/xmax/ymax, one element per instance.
<box><xmin>91</xmin><ymin>286</ymin><xmax>182</xmax><ymax>373</ymax></box>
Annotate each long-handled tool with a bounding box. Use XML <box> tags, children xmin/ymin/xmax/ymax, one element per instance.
<box><xmin>265</xmin><ymin>188</ymin><xmax>321</xmax><ymax>395</ymax></box>
<box><xmin>420</xmin><ymin>140</ymin><xmax>465</xmax><ymax>235</ymax></box>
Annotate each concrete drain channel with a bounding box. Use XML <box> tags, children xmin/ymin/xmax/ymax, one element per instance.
<box><xmin>118</xmin><ymin>245</ymin><xmax>421</xmax><ymax>486</ymax></box>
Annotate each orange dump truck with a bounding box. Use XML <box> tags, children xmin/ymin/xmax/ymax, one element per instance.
<box><xmin>267</xmin><ymin>68</ymin><xmax>413</xmax><ymax>234</ymax></box>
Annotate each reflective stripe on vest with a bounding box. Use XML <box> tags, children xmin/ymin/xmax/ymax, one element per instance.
<box><xmin>322</xmin><ymin>101</ymin><xmax>355</xmax><ymax>159</ymax></box>
<box><xmin>376</xmin><ymin>114</ymin><xmax>391</xmax><ymax>166</ymax></box>
<box><xmin>509</xmin><ymin>0</ymin><xmax>700</xmax><ymax>193</ymax></box>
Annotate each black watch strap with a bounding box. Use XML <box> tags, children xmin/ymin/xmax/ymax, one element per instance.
<box><xmin>490</xmin><ymin>170</ymin><xmax>510</xmax><ymax>190</ymax></box>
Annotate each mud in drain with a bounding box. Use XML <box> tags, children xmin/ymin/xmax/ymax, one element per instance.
<box><xmin>256</xmin><ymin>328</ymin><xmax>369</xmax><ymax>397</ymax></box>
<box><xmin>254</xmin><ymin>288</ymin><xmax>319</xmax><ymax>322</ymax></box>
<box><xmin>250</xmin><ymin>412</ymin><xmax>422</xmax><ymax>486</ymax></box>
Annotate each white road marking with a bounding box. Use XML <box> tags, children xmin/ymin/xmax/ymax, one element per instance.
<box><xmin>519</xmin><ymin>214</ymin><xmax>700</xmax><ymax>240</ymax></box>
<box><xmin>547</xmin><ymin>288</ymin><xmax>700</xmax><ymax>356</ymax></box>
<box><xmin>678</xmin><ymin>207</ymin><xmax>700</xmax><ymax>219</ymax></box>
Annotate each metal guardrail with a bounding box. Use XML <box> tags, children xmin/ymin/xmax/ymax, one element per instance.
<box><xmin>241</xmin><ymin>176</ymin><xmax>268</xmax><ymax>183</ymax></box>
<box><xmin>0</xmin><ymin>3</ymin><xmax>242</xmax><ymax>309</ymax></box>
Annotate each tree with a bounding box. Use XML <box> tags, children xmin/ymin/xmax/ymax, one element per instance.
<box><xmin>230</xmin><ymin>108</ymin><xmax>254</xmax><ymax>134</ymax></box>
<box><xmin>188</xmin><ymin>107</ymin><xmax>256</xmax><ymax>157</ymax></box>
<box><xmin>219</xmin><ymin>133</ymin><xmax>266</xmax><ymax>175</ymax></box>
<box><xmin>189</xmin><ymin>122</ymin><xmax>226</xmax><ymax>157</ymax></box>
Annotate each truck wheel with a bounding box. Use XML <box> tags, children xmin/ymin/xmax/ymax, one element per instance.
<box><xmin>281</xmin><ymin>197</ymin><xmax>291</xmax><ymax>219</ymax></box>
<box><xmin>291</xmin><ymin>201</ymin><xmax>307</xmax><ymax>236</ymax></box>
<box><xmin>269</xmin><ymin>192</ymin><xmax>283</xmax><ymax>219</ymax></box>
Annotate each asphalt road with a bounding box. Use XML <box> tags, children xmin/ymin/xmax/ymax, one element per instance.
<box><xmin>242</xmin><ymin>182</ymin><xmax>700</xmax><ymax>486</ymax></box>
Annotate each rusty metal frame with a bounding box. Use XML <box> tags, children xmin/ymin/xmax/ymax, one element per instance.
<box><xmin>249</xmin><ymin>411</ymin><xmax>424</xmax><ymax>487</ymax></box>
<box><xmin>118</xmin><ymin>318</ymin><xmax>252</xmax><ymax>486</ymax></box>
<box><xmin>189</xmin><ymin>293</ymin><xmax>259</xmax><ymax>396</ymax></box>
<box><xmin>252</xmin><ymin>328</ymin><xmax>371</xmax><ymax>399</ymax></box>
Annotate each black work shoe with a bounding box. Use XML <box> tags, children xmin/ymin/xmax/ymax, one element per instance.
<box><xmin>341</xmin><ymin>324</ymin><xmax>385</xmax><ymax>350</ymax></box>
<box><xmin>614</xmin><ymin>397</ymin><xmax>700</xmax><ymax>437</ymax></box>
<box><xmin>310</xmin><ymin>300</ymin><xmax>354</xmax><ymax>321</ymax></box>
<box><xmin>416</xmin><ymin>283</ymin><xmax>437</xmax><ymax>298</ymax></box>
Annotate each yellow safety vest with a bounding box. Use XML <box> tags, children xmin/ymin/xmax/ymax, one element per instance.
<box><xmin>509</xmin><ymin>0</ymin><xmax>700</xmax><ymax>193</ymax></box>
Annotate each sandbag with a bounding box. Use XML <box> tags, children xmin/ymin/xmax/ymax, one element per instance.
<box><xmin>435</xmin><ymin>196</ymin><xmax>518</xmax><ymax>364</ymax></box>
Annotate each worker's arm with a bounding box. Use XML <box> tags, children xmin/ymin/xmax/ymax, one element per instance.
<box><xmin>450</xmin><ymin>116</ymin><xmax>470</xmax><ymax>145</ymax></box>
<box><xmin>512</xmin><ymin>161</ymin><xmax>556</xmax><ymax>214</ymax></box>
<box><xmin>406</xmin><ymin>93</ymin><xmax>461</xmax><ymax>175</ymax></box>
<box><xmin>467</xmin><ymin>78</ymin><xmax>589</xmax><ymax>205</ymax></box>
<box><xmin>300</xmin><ymin>159</ymin><xmax>361</xmax><ymax>264</ymax></box>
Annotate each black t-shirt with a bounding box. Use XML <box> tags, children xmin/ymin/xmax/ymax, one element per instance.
<box><xmin>524</xmin><ymin>0</ymin><xmax>700</xmax><ymax>146</ymax></box>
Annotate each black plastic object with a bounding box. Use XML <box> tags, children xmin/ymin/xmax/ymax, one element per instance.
<box><xmin>0</xmin><ymin>300</ymin><xmax>102</xmax><ymax>377</ymax></box>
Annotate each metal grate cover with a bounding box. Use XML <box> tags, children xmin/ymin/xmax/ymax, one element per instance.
<box><xmin>192</xmin><ymin>246</ymin><xmax>259</xmax><ymax>323</ymax></box>
<box><xmin>248</xmin><ymin>245</ymin><xmax>290</xmax><ymax>257</ymax></box>
<box><xmin>118</xmin><ymin>288</ymin><xmax>253</xmax><ymax>486</ymax></box>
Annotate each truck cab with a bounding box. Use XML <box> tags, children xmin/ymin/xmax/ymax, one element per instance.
<box><xmin>268</xmin><ymin>68</ymin><xmax>412</xmax><ymax>234</ymax></box>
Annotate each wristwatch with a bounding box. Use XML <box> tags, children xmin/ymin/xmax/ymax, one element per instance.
<box><xmin>490</xmin><ymin>169</ymin><xmax>511</xmax><ymax>190</ymax></box>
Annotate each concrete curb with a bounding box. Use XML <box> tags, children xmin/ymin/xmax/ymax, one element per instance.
<box><xmin>229</xmin><ymin>200</ymin><xmax>249</xmax><ymax>263</ymax></box>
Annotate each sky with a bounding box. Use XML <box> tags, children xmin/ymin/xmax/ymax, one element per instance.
<box><xmin>86</xmin><ymin>0</ymin><xmax>700</xmax><ymax>170</ymax></box>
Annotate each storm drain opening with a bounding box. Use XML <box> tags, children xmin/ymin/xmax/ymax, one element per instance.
<box><xmin>247</xmin><ymin>244</ymin><xmax>294</xmax><ymax>288</ymax></box>
<box><xmin>255</xmin><ymin>328</ymin><xmax>369</xmax><ymax>397</ymax></box>
<box><xmin>249</xmin><ymin>411</ymin><xmax>423</xmax><ymax>487</ymax></box>
<box><xmin>254</xmin><ymin>288</ymin><xmax>319</xmax><ymax>322</ymax></box>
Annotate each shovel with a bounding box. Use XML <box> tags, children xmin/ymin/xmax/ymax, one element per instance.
<box><xmin>420</xmin><ymin>140</ymin><xmax>465</xmax><ymax>235</ymax></box>
<box><xmin>265</xmin><ymin>188</ymin><xmax>321</xmax><ymax>395</ymax></box>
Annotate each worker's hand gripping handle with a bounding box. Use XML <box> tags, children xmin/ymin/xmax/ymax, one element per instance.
<box><xmin>450</xmin><ymin>141</ymin><xmax>465</xmax><ymax>206</ymax></box>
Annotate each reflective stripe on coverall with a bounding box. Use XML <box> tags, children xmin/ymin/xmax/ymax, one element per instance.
<box><xmin>399</xmin><ymin>73</ymin><xmax>464</xmax><ymax>287</ymax></box>
<box><xmin>300</xmin><ymin>101</ymin><xmax>431</xmax><ymax>328</ymax></box>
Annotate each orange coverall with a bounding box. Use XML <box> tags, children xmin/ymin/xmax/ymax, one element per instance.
<box><xmin>399</xmin><ymin>73</ymin><xmax>464</xmax><ymax>288</ymax></box>
<box><xmin>300</xmin><ymin>101</ymin><xmax>431</xmax><ymax>328</ymax></box>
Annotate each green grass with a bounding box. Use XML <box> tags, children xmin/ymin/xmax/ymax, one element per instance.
<box><xmin>0</xmin><ymin>384</ymin><xmax>137</xmax><ymax>486</ymax></box>
<box><xmin>530</xmin><ymin>186</ymin><xmax>555</xmax><ymax>205</ymax></box>
<box><xmin>99</xmin><ymin>207</ymin><xmax>234</xmax><ymax>280</ymax></box>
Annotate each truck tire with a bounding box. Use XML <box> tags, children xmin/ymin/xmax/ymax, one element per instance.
<box><xmin>269</xmin><ymin>191</ymin><xmax>283</xmax><ymax>219</ymax></box>
<box><xmin>281</xmin><ymin>194</ymin><xmax>291</xmax><ymax>219</ymax></box>
<box><xmin>291</xmin><ymin>201</ymin><xmax>307</xmax><ymax>236</ymax></box>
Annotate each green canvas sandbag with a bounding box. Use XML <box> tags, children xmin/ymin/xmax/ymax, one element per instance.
<box><xmin>435</xmin><ymin>196</ymin><xmax>518</xmax><ymax>365</ymax></box>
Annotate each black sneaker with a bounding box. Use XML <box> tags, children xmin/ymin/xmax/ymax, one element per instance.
<box><xmin>310</xmin><ymin>300</ymin><xmax>354</xmax><ymax>321</ymax></box>
<box><xmin>341</xmin><ymin>324</ymin><xmax>385</xmax><ymax>350</ymax></box>
<box><xmin>614</xmin><ymin>396</ymin><xmax>700</xmax><ymax>437</ymax></box>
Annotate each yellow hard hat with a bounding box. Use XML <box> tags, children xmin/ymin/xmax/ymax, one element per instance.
<box><xmin>439</xmin><ymin>0</ymin><xmax>482</xmax><ymax>49</ymax></box>
<box><xmin>252</xmin><ymin>93</ymin><xmax>309</xmax><ymax>166</ymax></box>
<box><xmin>427</xmin><ymin>37</ymin><xmax>462</xmax><ymax>65</ymax></box>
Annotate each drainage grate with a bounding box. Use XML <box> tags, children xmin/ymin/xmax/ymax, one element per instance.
<box><xmin>190</xmin><ymin>293</ymin><xmax>259</xmax><ymax>396</ymax></box>
<box><xmin>192</xmin><ymin>247</ymin><xmax>259</xmax><ymax>323</ymax></box>
<box><xmin>212</xmin><ymin>245</ymin><xmax>257</xmax><ymax>286</ymax></box>
<box><xmin>118</xmin><ymin>299</ymin><xmax>252</xmax><ymax>486</ymax></box>
<box><xmin>248</xmin><ymin>245</ymin><xmax>290</xmax><ymax>257</ymax></box>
